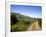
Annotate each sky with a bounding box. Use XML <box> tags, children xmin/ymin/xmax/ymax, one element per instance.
<box><xmin>10</xmin><ymin>5</ymin><xmax>42</xmax><ymax>18</ymax></box>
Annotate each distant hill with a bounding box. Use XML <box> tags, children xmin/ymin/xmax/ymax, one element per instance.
<box><xmin>11</xmin><ymin>12</ymin><xmax>41</xmax><ymax>22</ymax></box>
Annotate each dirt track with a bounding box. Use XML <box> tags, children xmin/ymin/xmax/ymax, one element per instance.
<box><xmin>27</xmin><ymin>21</ymin><xmax>41</xmax><ymax>31</ymax></box>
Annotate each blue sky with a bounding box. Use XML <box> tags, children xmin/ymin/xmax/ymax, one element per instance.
<box><xmin>10</xmin><ymin>5</ymin><xmax>42</xmax><ymax>18</ymax></box>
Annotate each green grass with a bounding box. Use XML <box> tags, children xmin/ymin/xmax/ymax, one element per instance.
<box><xmin>11</xmin><ymin>20</ymin><xmax>31</xmax><ymax>32</ymax></box>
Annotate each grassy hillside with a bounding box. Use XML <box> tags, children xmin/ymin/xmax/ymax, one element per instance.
<box><xmin>11</xmin><ymin>12</ymin><xmax>42</xmax><ymax>32</ymax></box>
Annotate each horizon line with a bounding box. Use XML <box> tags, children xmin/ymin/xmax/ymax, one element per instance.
<box><xmin>11</xmin><ymin>12</ymin><xmax>42</xmax><ymax>19</ymax></box>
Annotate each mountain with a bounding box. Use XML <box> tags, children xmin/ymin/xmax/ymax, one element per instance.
<box><xmin>11</xmin><ymin>12</ymin><xmax>41</xmax><ymax>22</ymax></box>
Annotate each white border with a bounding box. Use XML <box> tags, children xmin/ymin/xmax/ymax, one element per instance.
<box><xmin>6</xmin><ymin>1</ymin><xmax>45</xmax><ymax>37</ymax></box>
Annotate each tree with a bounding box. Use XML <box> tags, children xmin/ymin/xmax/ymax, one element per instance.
<box><xmin>11</xmin><ymin>14</ymin><xmax>18</xmax><ymax>25</ymax></box>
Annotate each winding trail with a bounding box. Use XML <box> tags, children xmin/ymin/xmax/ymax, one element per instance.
<box><xmin>27</xmin><ymin>21</ymin><xmax>41</xmax><ymax>31</ymax></box>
